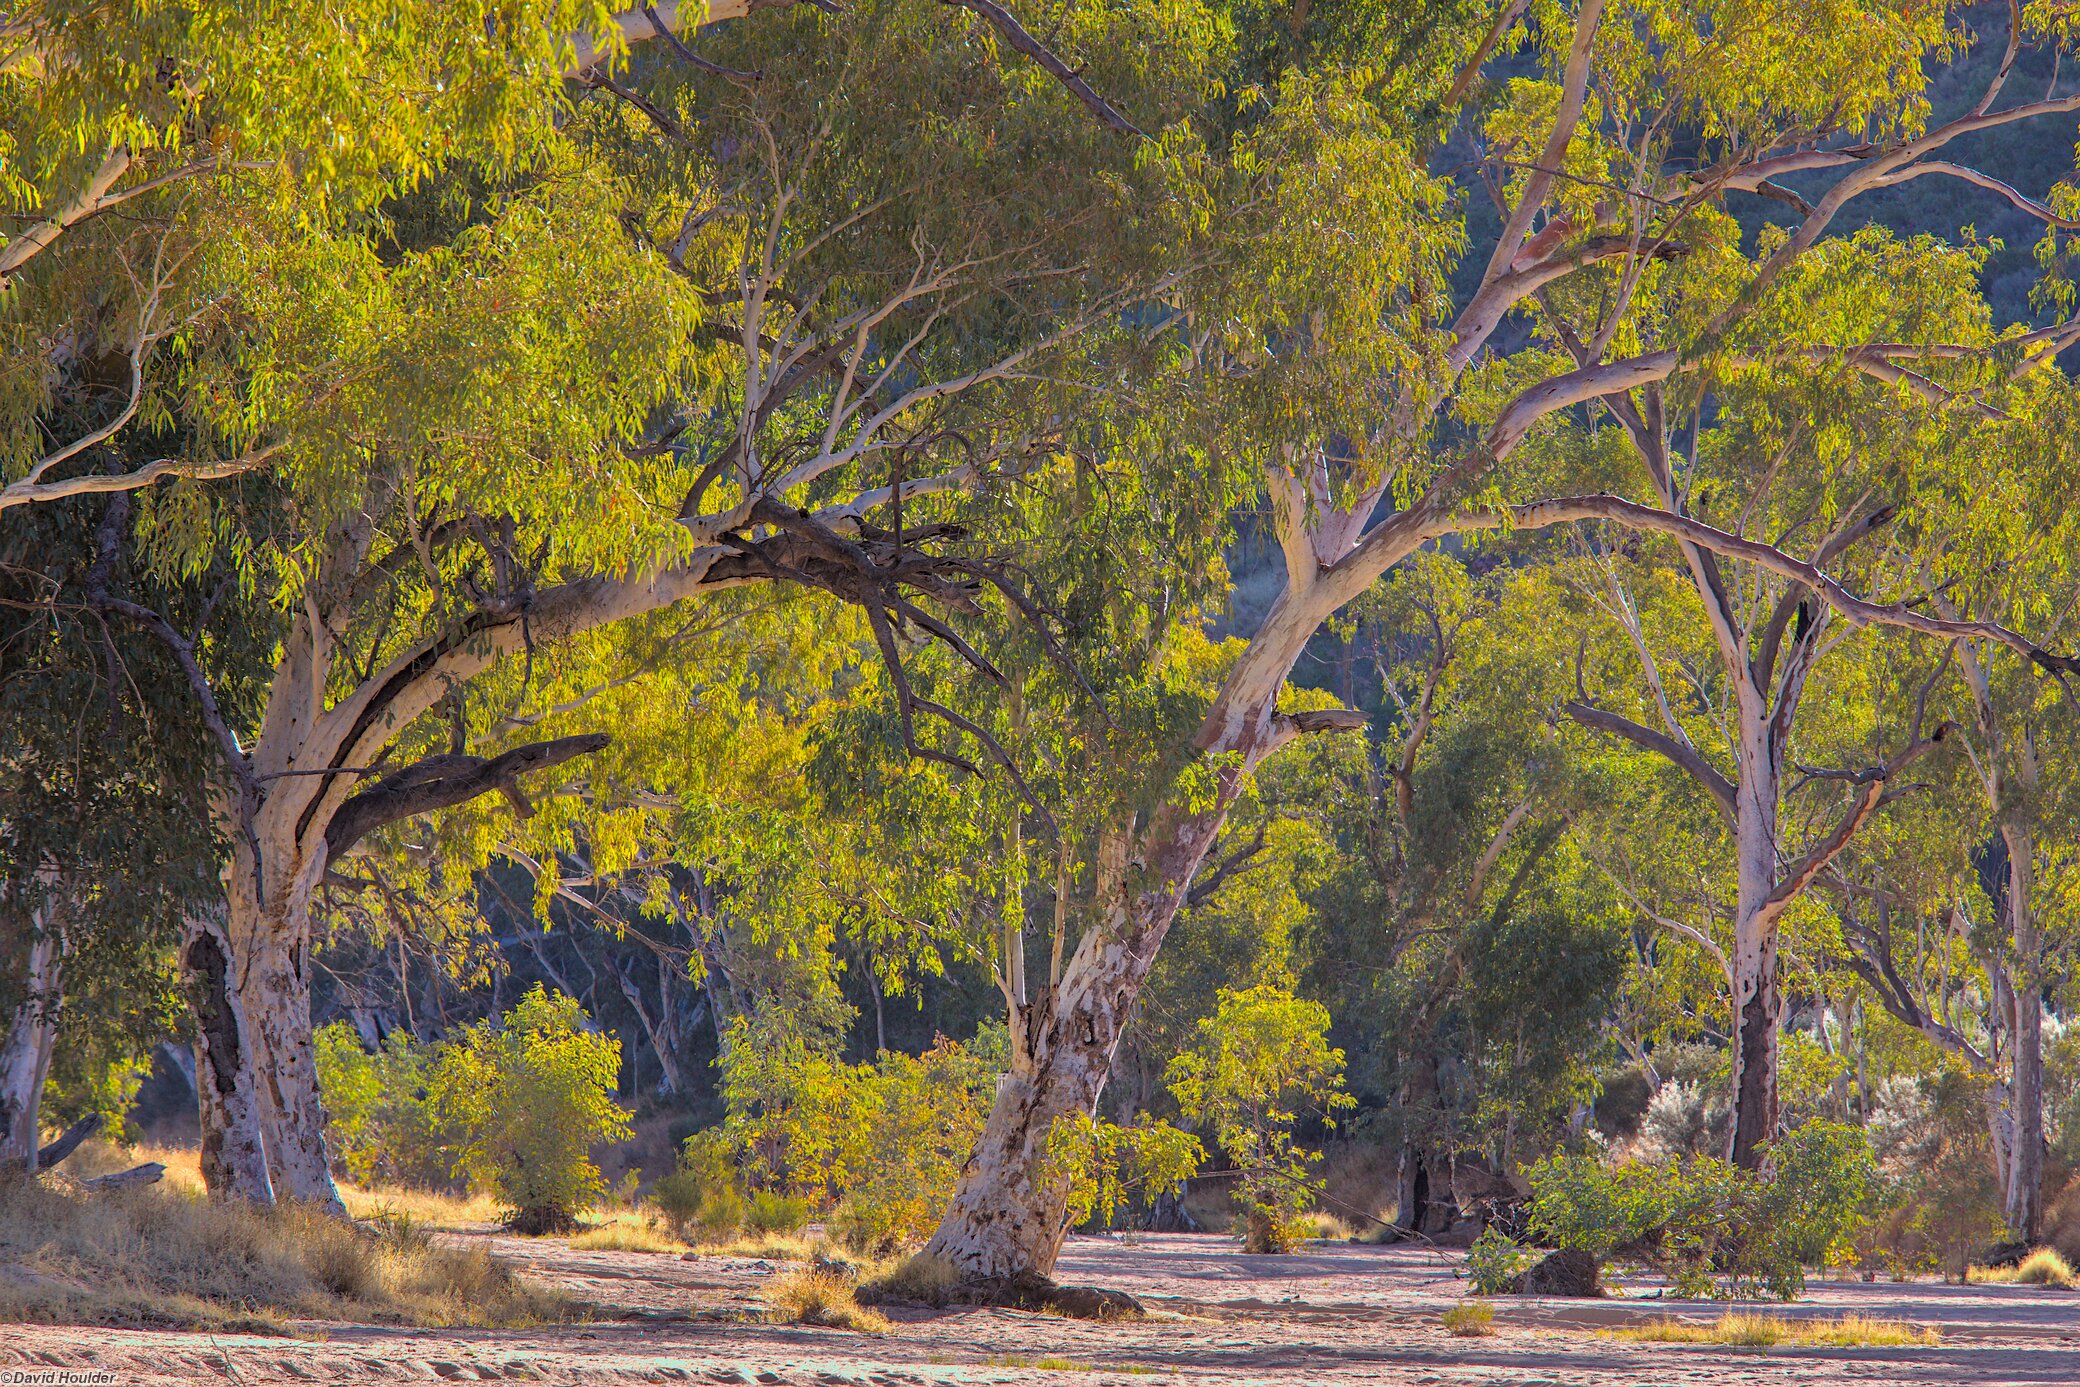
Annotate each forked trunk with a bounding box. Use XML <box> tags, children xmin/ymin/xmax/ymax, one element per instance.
<box><xmin>0</xmin><ymin>928</ymin><xmax>61</xmax><ymax>1168</ymax></box>
<box><xmin>180</xmin><ymin>910</ymin><xmax>274</xmax><ymax>1203</ymax></box>
<box><xmin>920</xmin><ymin>934</ymin><xmax>1157</xmax><ymax>1279</ymax></box>
<box><xmin>921</xmin><ymin>805</ymin><xmax>1232</xmax><ymax>1281</ymax></box>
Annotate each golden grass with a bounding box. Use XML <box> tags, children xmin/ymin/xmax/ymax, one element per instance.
<box><xmin>1611</xmin><ymin>1313</ymin><xmax>1941</xmax><ymax>1348</ymax></box>
<box><xmin>1969</xmin><ymin>1248</ymin><xmax>2078</xmax><ymax>1289</ymax></box>
<box><xmin>1441</xmin><ymin>1301</ymin><xmax>1497</xmax><ymax>1337</ymax></box>
<box><xmin>861</xmin><ymin>1251</ymin><xmax>962</xmax><ymax>1305</ymax></box>
<box><xmin>1301</xmin><ymin>1212</ymin><xmax>1357</xmax><ymax>1242</ymax></box>
<box><xmin>568</xmin><ymin>1217</ymin><xmax>689</xmax><ymax>1254</ymax></box>
<box><xmin>0</xmin><ymin>1170</ymin><xmax>570</xmax><ymax>1332</ymax></box>
<box><xmin>764</xmin><ymin>1268</ymin><xmax>892</xmax><ymax>1333</ymax></box>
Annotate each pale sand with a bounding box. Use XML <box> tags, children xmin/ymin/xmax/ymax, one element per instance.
<box><xmin>4</xmin><ymin>1233</ymin><xmax>2076</xmax><ymax>1384</ymax></box>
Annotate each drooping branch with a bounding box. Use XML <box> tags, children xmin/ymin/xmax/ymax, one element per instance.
<box><xmin>324</xmin><ymin>733</ymin><xmax>612</xmax><ymax>861</ymax></box>
<box><xmin>1759</xmin><ymin>725</ymin><xmax>1954</xmax><ymax>924</ymax></box>
<box><xmin>1563</xmin><ymin>699</ymin><xmax>1738</xmax><ymax>827</ymax></box>
<box><xmin>937</xmin><ymin>0</ymin><xmax>1143</xmax><ymax>139</ymax></box>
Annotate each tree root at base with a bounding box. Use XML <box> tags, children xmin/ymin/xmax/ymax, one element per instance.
<box><xmin>862</xmin><ymin>1269</ymin><xmax>1145</xmax><ymax>1320</ymax></box>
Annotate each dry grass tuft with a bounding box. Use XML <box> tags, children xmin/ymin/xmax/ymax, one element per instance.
<box><xmin>1441</xmin><ymin>1301</ymin><xmax>1496</xmax><ymax>1337</ymax></box>
<box><xmin>1970</xmin><ymin>1248</ymin><xmax>2078</xmax><ymax>1289</ymax></box>
<box><xmin>1300</xmin><ymin>1212</ymin><xmax>1357</xmax><ymax>1242</ymax></box>
<box><xmin>567</xmin><ymin>1217</ymin><xmax>688</xmax><ymax>1254</ymax></box>
<box><xmin>0</xmin><ymin>1169</ymin><xmax>569</xmax><ymax>1331</ymax></box>
<box><xmin>764</xmin><ymin>1268</ymin><xmax>892</xmax><ymax>1333</ymax></box>
<box><xmin>860</xmin><ymin>1251</ymin><xmax>962</xmax><ymax>1306</ymax></box>
<box><xmin>1612</xmin><ymin>1312</ymin><xmax>1941</xmax><ymax>1348</ymax></box>
<box><xmin>340</xmin><ymin>1184</ymin><xmax>505</xmax><ymax>1230</ymax></box>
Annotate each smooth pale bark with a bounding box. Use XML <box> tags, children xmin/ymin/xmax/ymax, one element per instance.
<box><xmin>1999</xmin><ymin>824</ymin><xmax>2045</xmax><ymax>1242</ymax></box>
<box><xmin>180</xmin><ymin>909</ymin><xmax>275</xmax><ymax>1203</ymax></box>
<box><xmin>920</xmin><ymin>807</ymin><xmax>1231</xmax><ymax>1279</ymax></box>
<box><xmin>1728</xmin><ymin>722</ymin><xmax>1785</xmax><ymax>1170</ymax></box>
<box><xmin>0</xmin><ymin>925</ymin><xmax>61</xmax><ymax>1168</ymax></box>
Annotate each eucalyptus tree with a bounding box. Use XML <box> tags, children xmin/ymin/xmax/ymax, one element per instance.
<box><xmin>84</xmin><ymin>0</ymin><xmax>1243</xmax><ymax>1212</ymax></box>
<box><xmin>893</xmin><ymin>0</ymin><xmax>2080</xmax><ymax>1285</ymax></box>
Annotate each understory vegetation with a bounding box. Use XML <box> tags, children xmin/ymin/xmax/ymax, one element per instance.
<box><xmin>15</xmin><ymin>0</ymin><xmax>2080</xmax><ymax>1337</ymax></box>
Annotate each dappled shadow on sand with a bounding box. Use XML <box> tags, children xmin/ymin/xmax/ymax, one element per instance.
<box><xmin>3</xmin><ymin>1232</ymin><xmax>2079</xmax><ymax>1383</ymax></box>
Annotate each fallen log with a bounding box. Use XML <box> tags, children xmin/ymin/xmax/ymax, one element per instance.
<box><xmin>80</xmin><ymin>1162</ymin><xmax>165</xmax><ymax>1193</ymax></box>
<box><xmin>0</xmin><ymin>1112</ymin><xmax>102</xmax><ymax>1175</ymax></box>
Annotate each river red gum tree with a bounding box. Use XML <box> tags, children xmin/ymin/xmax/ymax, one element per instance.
<box><xmin>917</xmin><ymin>0</ymin><xmax>2080</xmax><ymax>1279</ymax></box>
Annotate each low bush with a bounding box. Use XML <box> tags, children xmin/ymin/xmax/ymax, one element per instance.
<box><xmin>428</xmin><ymin>986</ymin><xmax>632</xmax><ymax>1234</ymax></box>
<box><xmin>1466</xmin><ymin>1225</ymin><xmax>1541</xmax><ymax>1295</ymax></box>
<box><xmin>747</xmin><ymin>1190</ymin><xmax>811</xmax><ymax>1234</ymax></box>
<box><xmin>1441</xmin><ymin>1301</ymin><xmax>1496</xmax><ymax>1337</ymax></box>
<box><xmin>1526</xmin><ymin>1121</ymin><xmax>1872</xmax><ymax>1299</ymax></box>
<box><xmin>1166</xmin><ymin>986</ymin><xmax>1353</xmax><ymax>1255</ymax></box>
<box><xmin>0</xmin><ymin>1173</ymin><xmax>566</xmax><ymax>1330</ymax></box>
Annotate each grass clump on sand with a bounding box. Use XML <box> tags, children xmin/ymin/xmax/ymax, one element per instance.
<box><xmin>1441</xmin><ymin>1301</ymin><xmax>1496</xmax><ymax>1337</ymax></box>
<box><xmin>859</xmin><ymin>1251</ymin><xmax>962</xmax><ymax>1305</ymax></box>
<box><xmin>764</xmin><ymin>1267</ymin><xmax>892</xmax><ymax>1333</ymax></box>
<box><xmin>1612</xmin><ymin>1313</ymin><xmax>1941</xmax><ymax>1348</ymax></box>
<box><xmin>567</xmin><ymin>1217</ymin><xmax>688</xmax><ymax>1254</ymax></box>
<box><xmin>0</xmin><ymin>1170</ymin><xmax>569</xmax><ymax>1332</ymax></box>
<box><xmin>1969</xmin><ymin>1248</ymin><xmax>2078</xmax><ymax>1289</ymax></box>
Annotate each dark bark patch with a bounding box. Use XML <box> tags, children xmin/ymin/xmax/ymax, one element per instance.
<box><xmin>1501</xmin><ymin>1248</ymin><xmax>1602</xmax><ymax>1297</ymax></box>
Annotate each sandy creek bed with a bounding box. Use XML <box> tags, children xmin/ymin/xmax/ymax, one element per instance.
<box><xmin>3</xmin><ymin>1233</ymin><xmax>2077</xmax><ymax>1384</ymax></box>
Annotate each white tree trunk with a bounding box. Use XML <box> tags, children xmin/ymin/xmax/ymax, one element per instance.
<box><xmin>921</xmin><ymin>798</ymin><xmax>1235</xmax><ymax>1281</ymax></box>
<box><xmin>0</xmin><ymin>926</ymin><xmax>61</xmax><ymax>1168</ymax></box>
<box><xmin>226</xmin><ymin>857</ymin><xmax>343</xmax><ymax>1211</ymax></box>
<box><xmin>2000</xmin><ymin>824</ymin><xmax>2044</xmax><ymax>1242</ymax></box>
<box><xmin>180</xmin><ymin>909</ymin><xmax>275</xmax><ymax>1203</ymax></box>
<box><xmin>1728</xmin><ymin>720</ymin><xmax>1782</xmax><ymax>1169</ymax></box>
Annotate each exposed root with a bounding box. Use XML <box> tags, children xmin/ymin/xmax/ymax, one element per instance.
<box><xmin>503</xmin><ymin>1207</ymin><xmax>583</xmax><ymax>1237</ymax></box>
<box><xmin>862</xmin><ymin>1263</ymin><xmax>1143</xmax><ymax>1320</ymax></box>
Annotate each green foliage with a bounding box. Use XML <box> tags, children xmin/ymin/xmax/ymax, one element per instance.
<box><xmin>1167</xmin><ymin>985</ymin><xmax>1352</xmax><ymax>1252</ymax></box>
<box><xmin>709</xmin><ymin>1016</ymin><xmax>1007</xmax><ymax>1251</ymax></box>
<box><xmin>1043</xmin><ymin>1112</ymin><xmax>1205</xmax><ymax>1231</ymax></box>
<box><xmin>1526</xmin><ymin>1122</ymin><xmax>1874</xmax><ymax>1299</ymax></box>
<box><xmin>1466</xmin><ymin>1225</ymin><xmax>1541</xmax><ymax>1296</ymax></box>
<box><xmin>313</xmin><ymin>1024</ymin><xmax>451</xmax><ymax>1189</ymax></box>
<box><xmin>425</xmin><ymin>987</ymin><xmax>631</xmax><ymax>1229</ymax></box>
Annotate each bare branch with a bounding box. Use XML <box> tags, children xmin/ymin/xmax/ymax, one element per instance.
<box><xmin>325</xmin><ymin>733</ymin><xmax>613</xmax><ymax>861</ymax></box>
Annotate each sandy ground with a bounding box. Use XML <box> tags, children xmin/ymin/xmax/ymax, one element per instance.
<box><xmin>4</xmin><ymin>1233</ymin><xmax>2078</xmax><ymax>1385</ymax></box>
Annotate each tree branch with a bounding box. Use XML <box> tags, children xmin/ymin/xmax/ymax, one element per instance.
<box><xmin>1563</xmin><ymin>699</ymin><xmax>1737</xmax><ymax>827</ymax></box>
<box><xmin>324</xmin><ymin>733</ymin><xmax>612</xmax><ymax>861</ymax></box>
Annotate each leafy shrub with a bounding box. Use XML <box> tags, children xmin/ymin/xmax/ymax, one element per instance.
<box><xmin>1043</xmin><ymin>1112</ymin><xmax>1204</xmax><ymax>1232</ymax></box>
<box><xmin>748</xmin><ymin>1190</ymin><xmax>811</xmax><ymax>1234</ymax></box>
<box><xmin>1166</xmin><ymin>985</ymin><xmax>1353</xmax><ymax>1254</ymax></box>
<box><xmin>707</xmin><ymin>1015</ymin><xmax>1006</xmax><ymax>1251</ymax></box>
<box><xmin>1466</xmin><ymin>1225</ymin><xmax>1540</xmax><ymax>1295</ymax></box>
<box><xmin>1526</xmin><ymin>1121</ymin><xmax>1873</xmax><ymax>1299</ymax></box>
<box><xmin>314</xmin><ymin>1024</ymin><xmax>451</xmax><ymax>1188</ymax></box>
<box><xmin>427</xmin><ymin>986</ymin><xmax>631</xmax><ymax>1233</ymax></box>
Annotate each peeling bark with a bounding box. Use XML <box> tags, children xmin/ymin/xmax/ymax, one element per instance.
<box><xmin>180</xmin><ymin>910</ymin><xmax>274</xmax><ymax>1203</ymax></box>
<box><xmin>0</xmin><ymin>925</ymin><xmax>61</xmax><ymax>1169</ymax></box>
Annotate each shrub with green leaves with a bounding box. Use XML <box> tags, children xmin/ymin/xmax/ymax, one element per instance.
<box><xmin>1166</xmin><ymin>985</ymin><xmax>1353</xmax><ymax>1253</ymax></box>
<box><xmin>314</xmin><ymin>1023</ymin><xmax>451</xmax><ymax>1188</ymax></box>
<box><xmin>705</xmin><ymin>1015</ymin><xmax>1008</xmax><ymax>1251</ymax></box>
<box><xmin>426</xmin><ymin>986</ymin><xmax>631</xmax><ymax>1233</ymax></box>
<box><xmin>1526</xmin><ymin>1122</ymin><xmax>1874</xmax><ymax>1299</ymax></box>
<box><xmin>1466</xmin><ymin>1225</ymin><xmax>1541</xmax><ymax>1295</ymax></box>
